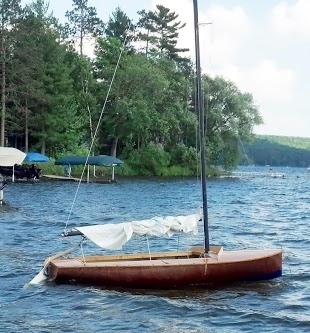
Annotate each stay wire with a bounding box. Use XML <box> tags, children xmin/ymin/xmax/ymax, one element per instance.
<box><xmin>63</xmin><ymin>34</ymin><xmax>128</xmax><ymax>233</ymax></box>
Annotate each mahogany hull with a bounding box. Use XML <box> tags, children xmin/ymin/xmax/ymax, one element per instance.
<box><xmin>47</xmin><ymin>248</ymin><xmax>282</xmax><ymax>289</ymax></box>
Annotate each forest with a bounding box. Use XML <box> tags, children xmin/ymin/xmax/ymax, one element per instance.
<box><xmin>0</xmin><ymin>0</ymin><xmax>279</xmax><ymax>176</ymax></box>
<box><xmin>243</xmin><ymin>135</ymin><xmax>310</xmax><ymax>168</ymax></box>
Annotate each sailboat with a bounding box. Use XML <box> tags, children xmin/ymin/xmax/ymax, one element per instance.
<box><xmin>31</xmin><ymin>0</ymin><xmax>282</xmax><ymax>288</ymax></box>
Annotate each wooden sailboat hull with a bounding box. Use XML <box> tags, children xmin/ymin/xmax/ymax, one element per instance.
<box><xmin>46</xmin><ymin>247</ymin><xmax>282</xmax><ymax>289</ymax></box>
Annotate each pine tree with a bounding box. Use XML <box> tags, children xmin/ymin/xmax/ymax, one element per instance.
<box><xmin>65</xmin><ymin>0</ymin><xmax>104</xmax><ymax>56</ymax></box>
<box><xmin>105</xmin><ymin>7</ymin><xmax>135</xmax><ymax>52</ymax></box>
<box><xmin>0</xmin><ymin>0</ymin><xmax>22</xmax><ymax>146</ymax></box>
<box><xmin>137</xmin><ymin>5</ymin><xmax>188</xmax><ymax>61</ymax></box>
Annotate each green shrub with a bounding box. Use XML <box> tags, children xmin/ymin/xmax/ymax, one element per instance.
<box><xmin>126</xmin><ymin>143</ymin><xmax>171</xmax><ymax>176</ymax></box>
<box><xmin>169</xmin><ymin>144</ymin><xmax>198</xmax><ymax>169</ymax></box>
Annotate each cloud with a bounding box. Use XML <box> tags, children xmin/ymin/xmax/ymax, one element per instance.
<box><xmin>271</xmin><ymin>0</ymin><xmax>310</xmax><ymax>39</ymax></box>
<box><xmin>202</xmin><ymin>4</ymin><xmax>251</xmax><ymax>66</ymax></box>
<box><xmin>215</xmin><ymin>60</ymin><xmax>298</xmax><ymax>136</ymax></box>
<box><xmin>151</xmin><ymin>2</ymin><xmax>296</xmax><ymax>103</ymax></box>
<box><xmin>214</xmin><ymin>60</ymin><xmax>296</xmax><ymax>104</ymax></box>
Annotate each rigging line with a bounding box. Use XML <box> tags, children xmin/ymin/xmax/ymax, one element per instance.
<box><xmin>64</xmin><ymin>34</ymin><xmax>129</xmax><ymax>233</ymax></box>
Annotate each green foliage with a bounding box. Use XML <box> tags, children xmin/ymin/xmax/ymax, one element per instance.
<box><xmin>161</xmin><ymin>166</ymin><xmax>194</xmax><ymax>177</ymax></box>
<box><xmin>125</xmin><ymin>143</ymin><xmax>171</xmax><ymax>176</ymax></box>
<box><xmin>105</xmin><ymin>7</ymin><xmax>134</xmax><ymax>50</ymax></box>
<box><xmin>203</xmin><ymin>75</ymin><xmax>262</xmax><ymax>170</ymax></box>
<box><xmin>65</xmin><ymin>51</ymin><xmax>98</xmax><ymax>150</ymax></box>
<box><xmin>0</xmin><ymin>1</ymin><xmax>264</xmax><ymax>176</ymax></box>
<box><xmin>122</xmin><ymin>143</ymin><xmax>200</xmax><ymax>177</ymax></box>
<box><xmin>29</xmin><ymin>26</ymin><xmax>80</xmax><ymax>155</ymax></box>
<box><xmin>36</xmin><ymin>159</ymin><xmax>64</xmax><ymax>175</ymax></box>
<box><xmin>169</xmin><ymin>144</ymin><xmax>198</xmax><ymax>168</ymax></box>
<box><xmin>258</xmin><ymin>135</ymin><xmax>310</xmax><ymax>150</ymax></box>
<box><xmin>95</xmin><ymin>43</ymin><xmax>171</xmax><ymax>151</ymax></box>
<box><xmin>137</xmin><ymin>5</ymin><xmax>189</xmax><ymax>61</ymax></box>
<box><xmin>243</xmin><ymin>136</ymin><xmax>310</xmax><ymax>167</ymax></box>
<box><xmin>54</xmin><ymin>145</ymin><xmax>89</xmax><ymax>159</ymax></box>
<box><xmin>65</xmin><ymin>0</ymin><xmax>104</xmax><ymax>55</ymax></box>
<box><xmin>0</xmin><ymin>0</ymin><xmax>23</xmax><ymax>145</ymax></box>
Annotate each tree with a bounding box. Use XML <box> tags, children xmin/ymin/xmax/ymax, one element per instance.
<box><xmin>94</xmin><ymin>37</ymin><xmax>170</xmax><ymax>156</ymax></box>
<box><xmin>65</xmin><ymin>0</ymin><xmax>104</xmax><ymax>56</ymax></box>
<box><xmin>105</xmin><ymin>7</ymin><xmax>135</xmax><ymax>51</ymax></box>
<box><xmin>10</xmin><ymin>6</ymin><xmax>80</xmax><ymax>155</ymax></box>
<box><xmin>9</xmin><ymin>1</ymin><xmax>56</xmax><ymax>151</ymax></box>
<box><xmin>67</xmin><ymin>51</ymin><xmax>98</xmax><ymax>149</ymax></box>
<box><xmin>30</xmin><ymin>27</ymin><xmax>80</xmax><ymax>155</ymax></box>
<box><xmin>137</xmin><ymin>5</ymin><xmax>188</xmax><ymax>61</ymax></box>
<box><xmin>8</xmin><ymin>12</ymin><xmax>43</xmax><ymax>151</ymax></box>
<box><xmin>136</xmin><ymin>9</ymin><xmax>154</xmax><ymax>58</ymax></box>
<box><xmin>64</xmin><ymin>0</ymin><xmax>105</xmax><ymax>155</ymax></box>
<box><xmin>25</xmin><ymin>0</ymin><xmax>55</xmax><ymax>24</ymax></box>
<box><xmin>202</xmin><ymin>75</ymin><xmax>263</xmax><ymax>169</ymax></box>
<box><xmin>137</xmin><ymin>56</ymin><xmax>196</xmax><ymax>150</ymax></box>
<box><xmin>0</xmin><ymin>0</ymin><xmax>22</xmax><ymax>146</ymax></box>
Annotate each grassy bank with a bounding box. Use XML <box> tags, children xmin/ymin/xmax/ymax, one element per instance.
<box><xmin>38</xmin><ymin>159</ymin><xmax>223</xmax><ymax>179</ymax></box>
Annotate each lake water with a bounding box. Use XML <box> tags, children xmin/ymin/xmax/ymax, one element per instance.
<box><xmin>0</xmin><ymin>166</ymin><xmax>309</xmax><ymax>332</ymax></box>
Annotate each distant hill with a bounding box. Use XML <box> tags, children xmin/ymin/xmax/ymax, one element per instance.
<box><xmin>242</xmin><ymin>135</ymin><xmax>310</xmax><ymax>167</ymax></box>
<box><xmin>257</xmin><ymin>135</ymin><xmax>310</xmax><ymax>150</ymax></box>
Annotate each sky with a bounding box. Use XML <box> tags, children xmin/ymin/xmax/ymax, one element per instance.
<box><xmin>21</xmin><ymin>0</ymin><xmax>310</xmax><ymax>138</ymax></box>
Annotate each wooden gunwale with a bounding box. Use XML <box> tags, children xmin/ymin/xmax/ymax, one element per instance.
<box><xmin>49</xmin><ymin>248</ymin><xmax>282</xmax><ymax>266</ymax></box>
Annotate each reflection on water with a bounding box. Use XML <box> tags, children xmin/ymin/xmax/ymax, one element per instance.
<box><xmin>0</xmin><ymin>166</ymin><xmax>310</xmax><ymax>333</ymax></box>
<box><xmin>0</xmin><ymin>202</ymin><xmax>18</xmax><ymax>212</ymax></box>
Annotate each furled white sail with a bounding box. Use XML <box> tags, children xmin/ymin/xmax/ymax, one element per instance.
<box><xmin>76</xmin><ymin>213</ymin><xmax>201</xmax><ymax>250</ymax></box>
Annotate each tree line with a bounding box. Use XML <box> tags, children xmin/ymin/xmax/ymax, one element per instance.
<box><xmin>0</xmin><ymin>0</ymin><xmax>262</xmax><ymax>175</ymax></box>
<box><xmin>243</xmin><ymin>135</ymin><xmax>310</xmax><ymax>168</ymax></box>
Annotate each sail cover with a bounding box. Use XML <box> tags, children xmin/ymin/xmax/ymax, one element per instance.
<box><xmin>76</xmin><ymin>213</ymin><xmax>201</xmax><ymax>250</ymax></box>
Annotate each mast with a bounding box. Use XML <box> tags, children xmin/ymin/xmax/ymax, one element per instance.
<box><xmin>193</xmin><ymin>0</ymin><xmax>210</xmax><ymax>252</ymax></box>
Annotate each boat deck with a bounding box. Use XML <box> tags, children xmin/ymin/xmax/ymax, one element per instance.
<box><xmin>51</xmin><ymin>248</ymin><xmax>283</xmax><ymax>268</ymax></box>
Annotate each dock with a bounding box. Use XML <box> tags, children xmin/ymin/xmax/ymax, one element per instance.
<box><xmin>42</xmin><ymin>175</ymin><xmax>82</xmax><ymax>182</ymax></box>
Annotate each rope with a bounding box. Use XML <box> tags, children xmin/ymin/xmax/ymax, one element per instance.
<box><xmin>63</xmin><ymin>35</ymin><xmax>128</xmax><ymax>233</ymax></box>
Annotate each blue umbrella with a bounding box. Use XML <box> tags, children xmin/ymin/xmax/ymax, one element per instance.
<box><xmin>24</xmin><ymin>152</ymin><xmax>49</xmax><ymax>163</ymax></box>
<box><xmin>55</xmin><ymin>155</ymin><xmax>123</xmax><ymax>166</ymax></box>
<box><xmin>55</xmin><ymin>155</ymin><xmax>123</xmax><ymax>182</ymax></box>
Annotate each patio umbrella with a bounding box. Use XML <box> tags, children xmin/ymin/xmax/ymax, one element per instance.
<box><xmin>55</xmin><ymin>155</ymin><xmax>123</xmax><ymax>166</ymax></box>
<box><xmin>0</xmin><ymin>147</ymin><xmax>27</xmax><ymax>182</ymax></box>
<box><xmin>55</xmin><ymin>155</ymin><xmax>123</xmax><ymax>182</ymax></box>
<box><xmin>24</xmin><ymin>152</ymin><xmax>49</xmax><ymax>163</ymax></box>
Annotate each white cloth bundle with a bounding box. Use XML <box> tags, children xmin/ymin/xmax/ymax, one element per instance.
<box><xmin>76</xmin><ymin>213</ymin><xmax>201</xmax><ymax>250</ymax></box>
